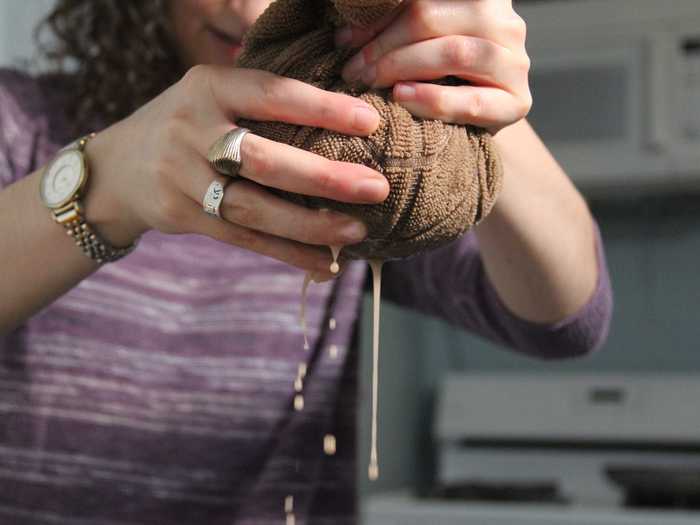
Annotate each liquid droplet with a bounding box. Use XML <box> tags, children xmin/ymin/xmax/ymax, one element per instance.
<box><xmin>323</xmin><ymin>434</ymin><xmax>337</xmax><ymax>455</ymax></box>
<box><xmin>329</xmin><ymin>318</ymin><xmax>336</xmax><ymax>330</ymax></box>
<box><xmin>368</xmin><ymin>462</ymin><xmax>379</xmax><ymax>481</ymax></box>
<box><xmin>286</xmin><ymin>513</ymin><xmax>296</xmax><ymax>525</ymax></box>
<box><xmin>294</xmin><ymin>377</ymin><xmax>303</xmax><ymax>392</ymax></box>
<box><xmin>329</xmin><ymin>245</ymin><xmax>342</xmax><ymax>274</ymax></box>
<box><xmin>298</xmin><ymin>363</ymin><xmax>307</xmax><ymax>378</ymax></box>
<box><xmin>329</xmin><ymin>344</ymin><xmax>339</xmax><ymax>359</ymax></box>
<box><xmin>285</xmin><ymin>495</ymin><xmax>294</xmax><ymax>513</ymax></box>
<box><xmin>294</xmin><ymin>394</ymin><xmax>304</xmax><ymax>411</ymax></box>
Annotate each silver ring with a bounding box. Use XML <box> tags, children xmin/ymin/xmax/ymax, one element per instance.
<box><xmin>207</xmin><ymin>127</ymin><xmax>251</xmax><ymax>177</ymax></box>
<box><xmin>202</xmin><ymin>180</ymin><xmax>228</xmax><ymax>218</ymax></box>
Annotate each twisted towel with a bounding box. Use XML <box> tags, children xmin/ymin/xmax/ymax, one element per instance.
<box><xmin>235</xmin><ymin>0</ymin><xmax>502</xmax><ymax>259</ymax></box>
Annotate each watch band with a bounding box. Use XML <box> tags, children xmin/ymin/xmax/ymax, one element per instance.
<box><xmin>54</xmin><ymin>200</ymin><xmax>137</xmax><ymax>264</ymax></box>
<box><xmin>52</xmin><ymin>133</ymin><xmax>138</xmax><ymax>264</ymax></box>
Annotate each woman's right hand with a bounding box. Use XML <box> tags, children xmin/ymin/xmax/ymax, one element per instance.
<box><xmin>85</xmin><ymin>65</ymin><xmax>389</xmax><ymax>278</ymax></box>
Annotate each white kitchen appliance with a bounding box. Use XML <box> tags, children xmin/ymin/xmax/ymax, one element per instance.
<box><xmin>363</xmin><ymin>373</ymin><xmax>700</xmax><ymax>524</ymax></box>
<box><xmin>518</xmin><ymin>0</ymin><xmax>700</xmax><ymax>195</ymax></box>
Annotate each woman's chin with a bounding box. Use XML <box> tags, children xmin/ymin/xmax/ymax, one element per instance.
<box><xmin>227</xmin><ymin>44</ymin><xmax>243</xmax><ymax>62</ymax></box>
<box><xmin>197</xmin><ymin>44</ymin><xmax>242</xmax><ymax>66</ymax></box>
<box><xmin>204</xmin><ymin>28</ymin><xmax>244</xmax><ymax>64</ymax></box>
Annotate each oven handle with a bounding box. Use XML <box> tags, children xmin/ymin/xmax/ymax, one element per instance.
<box><xmin>645</xmin><ymin>32</ymin><xmax>675</xmax><ymax>152</ymax></box>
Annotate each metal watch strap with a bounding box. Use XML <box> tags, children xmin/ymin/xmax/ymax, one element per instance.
<box><xmin>54</xmin><ymin>201</ymin><xmax>136</xmax><ymax>264</ymax></box>
<box><xmin>54</xmin><ymin>133</ymin><xmax>138</xmax><ymax>264</ymax></box>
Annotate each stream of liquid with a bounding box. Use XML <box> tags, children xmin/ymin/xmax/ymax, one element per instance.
<box><xmin>367</xmin><ymin>259</ymin><xmax>383</xmax><ymax>481</ymax></box>
<box><xmin>299</xmin><ymin>273</ymin><xmax>312</xmax><ymax>351</ymax></box>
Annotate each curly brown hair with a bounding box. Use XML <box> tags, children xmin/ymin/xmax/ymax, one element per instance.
<box><xmin>37</xmin><ymin>0</ymin><xmax>184</xmax><ymax>128</ymax></box>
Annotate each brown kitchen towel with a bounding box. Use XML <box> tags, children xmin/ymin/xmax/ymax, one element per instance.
<box><xmin>235</xmin><ymin>0</ymin><xmax>502</xmax><ymax>260</ymax></box>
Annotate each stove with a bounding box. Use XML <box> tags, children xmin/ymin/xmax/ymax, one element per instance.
<box><xmin>362</xmin><ymin>373</ymin><xmax>700</xmax><ymax>524</ymax></box>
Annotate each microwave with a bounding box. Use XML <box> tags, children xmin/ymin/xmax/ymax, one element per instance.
<box><xmin>518</xmin><ymin>0</ymin><xmax>700</xmax><ymax>196</ymax></box>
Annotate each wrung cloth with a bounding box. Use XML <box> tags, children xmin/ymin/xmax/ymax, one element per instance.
<box><xmin>235</xmin><ymin>0</ymin><xmax>503</xmax><ymax>259</ymax></box>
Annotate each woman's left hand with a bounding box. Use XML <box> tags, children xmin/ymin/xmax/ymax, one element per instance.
<box><xmin>336</xmin><ymin>0</ymin><xmax>532</xmax><ymax>134</ymax></box>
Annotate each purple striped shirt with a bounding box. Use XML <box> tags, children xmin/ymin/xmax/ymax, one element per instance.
<box><xmin>0</xmin><ymin>69</ymin><xmax>612</xmax><ymax>524</ymax></box>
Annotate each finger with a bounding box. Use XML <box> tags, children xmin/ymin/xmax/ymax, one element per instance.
<box><xmin>334</xmin><ymin>3</ymin><xmax>407</xmax><ymax>49</ymax></box>
<box><xmin>190</xmin><ymin>206</ymin><xmax>338</xmax><ymax>278</ymax></box>
<box><xmin>236</xmin><ymin>133</ymin><xmax>390</xmax><ymax>204</ymax></box>
<box><xmin>137</xmin><ymin>164</ymin><xmax>336</xmax><ymax>276</ymax></box>
<box><xmin>203</xmin><ymin>67</ymin><xmax>380</xmax><ymax>136</ymax></box>
<box><xmin>341</xmin><ymin>0</ymin><xmax>526</xmax><ymax>83</ymax></box>
<box><xmin>178</xmin><ymin>159</ymin><xmax>370</xmax><ymax>246</ymax></box>
<box><xmin>367</xmin><ymin>35</ymin><xmax>523</xmax><ymax>90</ymax></box>
<box><xmin>220</xmin><ymin>181</ymin><xmax>369</xmax><ymax>246</ymax></box>
<box><xmin>182</xmin><ymin>123</ymin><xmax>389</xmax><ymax>205</ymax></box>
<box><xmin>392</xmin><ymin>82</ymin><xmax>531</xmax><ymax>133</ymax></box>
<box><xmin>341</xmin><ymin>0</ymin><xmax>466</xmax><ymax>82</ymax></box>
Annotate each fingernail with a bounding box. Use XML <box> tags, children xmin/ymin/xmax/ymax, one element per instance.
<box><xmin>394</xmin><ymin>83</ymin><xmax>416</xmax><ymax>100</ymax></box>
<box><xmin>335</xmin><ymin>26</ymin><xmax>353</xmax><ymax>47</ymax></box>
<box><xmin>352</xmin><ymin>105</ymin><xmax>379</xmax><ymax>132</ymax></box>
<box><xmin>343</xmin><ymin>53</ymin><xmax>365</xmax><ymax>82</ymax></box>
<box><xmin>355</xmin><ymin>178</ymin><xmax>388</xmax><ymax>202</ymax></box>
<box><xmin>360</xmin><ymin>64</ymin><xmax>377</xmax><ymax>87</ymax></box>
<box><xmin>339</xmin><ymin>221</ymin><xmax>368</xmax><ymax>242</ymax></box>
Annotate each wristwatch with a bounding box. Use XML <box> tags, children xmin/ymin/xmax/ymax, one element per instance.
<box><xmin>39</xmin><ymin>133</ymin><xmax>137</xmax><ymax>264</ymax></box>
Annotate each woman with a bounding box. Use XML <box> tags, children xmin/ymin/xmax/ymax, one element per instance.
<box><xmin>0</xmin><ymin>0</ymin><xmax>612</xmax><ymax>523</ymax></box>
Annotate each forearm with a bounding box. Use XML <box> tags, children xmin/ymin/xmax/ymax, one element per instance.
<box><xmin>0</xmin><ymin>129</ymin><xmax>144</xmax><ymax>334</ymax></box>
<box><xmin>474</xmin><ymin>119</ymin><xmax>598</xmax><ymax>324</ymax></box>
<box><xmin>0</xmin><ymin>170</ymin><xmax>99</xmax><ymax>333</ymax></box>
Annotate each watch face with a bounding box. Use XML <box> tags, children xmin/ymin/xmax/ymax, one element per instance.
<box><xmin>40</xmin><ymin>150</ymin><xmax>86</xmax><ymax>208</ymax></box>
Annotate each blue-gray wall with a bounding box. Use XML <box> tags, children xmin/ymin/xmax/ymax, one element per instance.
<box><xmin>0</xmin><ymin>1</ymin><xmax>53</xmax><ymax>68</ymax></box>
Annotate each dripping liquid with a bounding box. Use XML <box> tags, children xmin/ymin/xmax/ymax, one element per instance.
<box><xmin>329</xmin><ymin>245</ymin><xmax>341</xmax><ymax>274</ymax></box>
<box><xmin>367</xmin><ymin>259</ymin><xmax>383</xmax><ymax>481</ymax></box>
<box><xmin>284</xmin><ymin>494</ymin><xmax>295</xmax><ymax>525</ymax></box>
<box><xmin>291</xmin><ymin>246</ymin><xmax>383</xmax><ymax>525</ymax></box>
<box><xmin>299</xmin><ymin>272</ymin><xmax>312</xmax><ymax>351</ymax></box>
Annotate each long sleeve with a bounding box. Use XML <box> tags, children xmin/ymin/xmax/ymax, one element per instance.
<box><xmin>0</xmin><ymin>69</ymin><xmax>40</xmax><ymax>191</ymax></box>
<box><xmin>0</xmin><ymin>68</ymin><xmax>73</xmax><ymax>191</ymax></box>
<box><xmin>381</xmin><ymin>223</ymin><xmax>613</xmax><ymax>359</ymax></box>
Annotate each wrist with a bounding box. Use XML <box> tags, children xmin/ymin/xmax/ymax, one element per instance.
<box><xmin>82</xmin><ymin>127</ymin><xmax>147</xmax><ymax>248</ymax></box>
